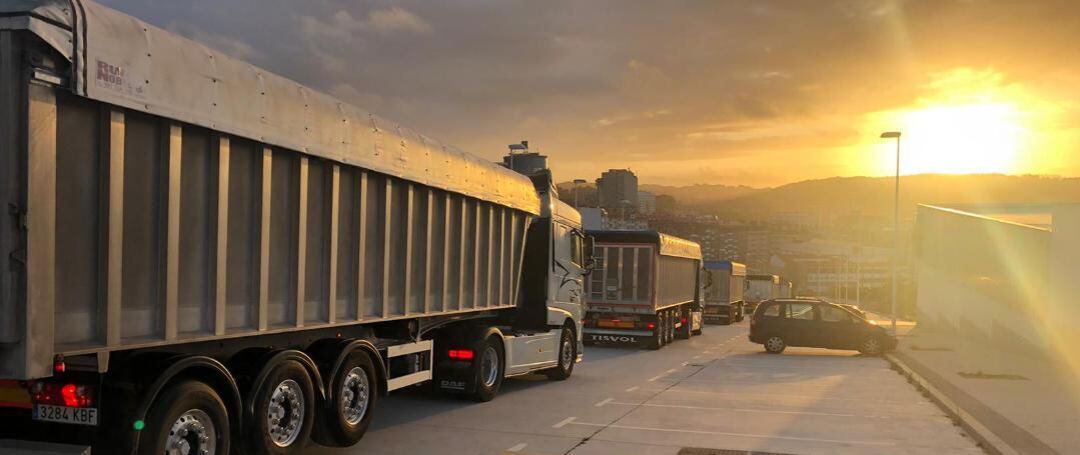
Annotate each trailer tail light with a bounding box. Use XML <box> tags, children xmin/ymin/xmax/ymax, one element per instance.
<box><xmin>681</xmin><ymin>318</ymin><xmax>687</xmax><ymax>325</ymax></box>
<box><xmin>646</xmin><ymin>322</ymin><xmax>656</xmax><ymax>330</ymax></box>
<box><xmin>53</xmin><ymin>361</ymin><xmax>66</xmax><ymax>374</ymax></box>
<box><xmin>31</xmin><ymin>382</ymin><xmax>94</xmax><ymax>408</ymax></box>
<box><xmin>448</xmin><ymin>349</ymin><xmax>475</xmax><ymax>361</ymax></box>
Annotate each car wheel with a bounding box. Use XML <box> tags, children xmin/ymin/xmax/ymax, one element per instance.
<box><xmin>764</xmin><ymin>335</ymin><xmax>786</xmax><ymax>354</ymax></box>
<box><xmin>858</xmin><ymin>337</ymin><xmax>883</xmax><ymax>356</ymax></box>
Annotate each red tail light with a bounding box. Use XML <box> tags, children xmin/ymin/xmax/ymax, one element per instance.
<box><xmin>448</xmin><ymin>349</ymin><xmax>475</xmax><ymax>361</ymax></box>
<box><xmin>646</xmin><ymin>322</ymin><xmax>656</xmax><ymax>330</ymax></box>
<box><xmin>681</xmin><ymin>318</ymin><xmax>687</xmax><ymax>325</ymax></box>
<box><xmin>31</xmin><ymin>382</ymin><xmax>94</xmax><ymax>408</ymax></box>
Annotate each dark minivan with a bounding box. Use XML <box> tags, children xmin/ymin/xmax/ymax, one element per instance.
<box><xmin>748</xmin><ymin>298</ymin><xmax>897</xmax><ymax>355</ymax></box>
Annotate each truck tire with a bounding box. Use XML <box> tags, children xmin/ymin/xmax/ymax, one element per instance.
<box><xmin>320</xmin><ymin>351</ymin><xmax>378</xmax><ymax>447</ymax></box>
<box><xmin>469</xmin><ymin>336</ymin><xmax>505</xmax><ymax>402</ymax></box>
<box><xmin>667</xmin><ymin>311</ymin><xmax>677</xmax><ymax>343</ymax></box>
<box><xmin>138</xmin><ymin>380</ymin><xmax>230</xmax><ymax>455</ymax></box>
<box><xmin>544</xmin><ymin>325</ymin><xmax>576</xmax><ymax>380</ymax></box>
<box><xmin>249</xmin><ymin>360</ymin><xmax>316</xmax><ymax>454</ymax></box>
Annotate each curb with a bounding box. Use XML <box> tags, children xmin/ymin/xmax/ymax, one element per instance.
<box><xmin>885</xmin><ymin>352</ymin><xmax>1018</xmax><ymax>455</ymax></box>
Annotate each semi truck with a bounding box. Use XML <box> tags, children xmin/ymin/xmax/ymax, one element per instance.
<box><xmin>0</xmin><ymin>1</ymin><xmax>590</xmax><ymax>453</ymax></box>
<box><xmin>744</xmin><ymin>274</ymin><xmax>781</xmax><ymax>314</ymax></box>
<box><xmin>702</xmin><ymin>261</ymin><xmax>746</xmax><ymax>325</ymax></box>
<box><xmin>583</xmin><ymin>231</ymin><xmax>703</xmax><ymax>350</ymax></box>
<box><xmin>779</xmin><ymin>280</ymin><xmax>794</xmax><ymax>298</ymax></box>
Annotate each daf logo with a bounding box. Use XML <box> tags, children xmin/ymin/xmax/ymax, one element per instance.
<box><xmin>592</xmin><ymin>335</ymin><xmax>636</xmax><ymax>343</ymax></box>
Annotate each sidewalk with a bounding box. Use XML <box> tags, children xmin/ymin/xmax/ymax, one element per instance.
<box><xmin>887</xmin><ymin>329</ymin><xmax>1079</xmax><ymax>455</ymax></box>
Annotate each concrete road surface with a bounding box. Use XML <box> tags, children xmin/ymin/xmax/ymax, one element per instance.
<box><xmin>309</xmin><ymin>323</ymin><xmax>981</xmax><ymax>455</ymax></box>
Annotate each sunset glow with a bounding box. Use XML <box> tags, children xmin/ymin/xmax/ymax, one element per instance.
<box><xmin>888</xmin><ymin>102</ymin><xmax>1028</xmax><ymax>175</ymax></box>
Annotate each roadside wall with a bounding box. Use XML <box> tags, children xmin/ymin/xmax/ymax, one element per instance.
<box><xmin>914</xmin><ymin>204</ymin><xmax>1080</xmax><ymax>365</ymax></box>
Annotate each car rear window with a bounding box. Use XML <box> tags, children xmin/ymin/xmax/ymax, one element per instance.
<box><xmin>762</xmin><ymin>303</ymin><xmax>780</xmax><ymax>317</ymax></box>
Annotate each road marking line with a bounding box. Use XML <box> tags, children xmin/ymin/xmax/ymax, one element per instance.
<box><xmin>595</xmin><ymin>398</ymin><xmax>614</xmax><ymax>407</ymax></box>
<box><xmin>625</xmin><ymin>386</ymin><xmax>639</xmax><ymax>392</ymax></box>
<box><xmin>633</xmin><ymin>387</ymin><xmax>932</xmax><ymax>405</ymax></box>
<box><xmin>564</xmin><ymin>421</ymin><xmax>895</xmax><ymax>446</ymax></box>
<box><xmin>666</xmin><ymin>368</ymin><xmax>678</xmax><ymax>373</ymax></box>
<box><xmin>506</xmin><ymin>442</ymin><xmax>528</xmax><ymax>453</ymax></box>
<box><xmin>647</xmin><ymin>373</ymin><xmax>666</xmax><ymax>382</ymax></box>
<box><xmin>552</xmin><ymin>416</ymin><xmax>576</xmax><ymax>428</ymax></box>
<box><xmin>604</xmin><ymin>400</ymin><xmax>879</xmax><ymax>418</ymax></box>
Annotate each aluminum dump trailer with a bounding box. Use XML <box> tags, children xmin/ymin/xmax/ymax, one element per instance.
<box><xmin>744</xmin><ymin>274</ymin><xmax>780</xmax><ymax>314</ymax></box>
<box><xmin>702</xmin><ymin>261</ymin><xmax>746</xmax><ymax>325</ymax></box>
<box><xmin>583</xmin><ymin>231</ymin><xmax>703</xmax><ymax>349</ymax></box>
<box><xmin>0</xmin><ymin>1</ymin><xmax>589</xmax><ymax>453</ymax></box>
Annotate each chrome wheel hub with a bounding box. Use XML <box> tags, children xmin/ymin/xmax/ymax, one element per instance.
<box><xmin>339</xmin><ymin>367</ymin><xmax>370</xmax><ymax>426</ymax></box>
<box><xmin>166</xmin><ymin>409</ymin><xmax>216</xmax><ymax>455</ymax></box>
<box><xmin>481</xmin><ymin>346</ymin><xmax>499</xmax><ymax>387</ymax></box>
<box><xmin>266</xmin><ymin>379</ymin><xmax>304</xmax><ymax>447</ymax></box>
<box><xmin>766</xmin><ymin>337</ymin><xmax>784</xmax><ymax>351</ymax></box>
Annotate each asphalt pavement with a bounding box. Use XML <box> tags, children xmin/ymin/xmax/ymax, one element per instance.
<box><xmin>309</xmin><ymin>322</ymin><xmax>982</xmax><ymax>455</ymax></box>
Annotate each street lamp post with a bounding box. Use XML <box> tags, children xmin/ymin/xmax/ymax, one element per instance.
<box><xmin>880</xmin><ymin>131</ymin><xmax>901</xmax><ymax>335</ymax></box>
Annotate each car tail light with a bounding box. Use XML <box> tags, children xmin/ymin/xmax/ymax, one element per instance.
<box><xmin>448</xmin><ymin>349</ymin><xmax>475</xmax><ymax>361</ymax></box>
<box><xmin>31</xmin><ymin>382</ymin><xmax>94</xmax><ymax>408</ymax></box>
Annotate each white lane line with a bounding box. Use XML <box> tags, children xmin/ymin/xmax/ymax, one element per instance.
<box><xmin>666</xmin><ymin>368</ymin><xmax>678</xmax><ymax>373</ymax></box>
<box><xmin>595</xmin><ymin>398</ymin><xmax>614</xmax><ymax>407</ymax></box>
<box><xmin>506</xmin><ymin>442</ymin><xmax>528</xmax><ymax>453</ymax></box>
<box><xmin>625</xmin><ymin>386</ymin><xmax>639</xmax><ymax>392</ymax></box>
<box><xmin>565</xmin><ymin>421</ymin><xmax>895</xmax><ymax>446</ymax></box>
<box><xmin>603</xmin><ymin>400</ymin><xmax>882</xmax><ymax>418</ymax></box>
<box><xmin>647</xmin><ymin>373</ymin><xmax>666</xmax><ymax>382</ymax></box>
<box><xmin>552</xmin><ymin>416</ymin><xmax>576</xmax><ymax>428</ymax></box>
<box><xmin>629</xmin><ymin>387</ymin><xmax>934</xmax><ymax>405</ymax></box>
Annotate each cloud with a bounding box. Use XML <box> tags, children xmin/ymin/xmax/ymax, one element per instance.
<box><xmin>96</xmin><ymin>0</ymin><xmax>1080</xmax><ymax>186</ymax></box>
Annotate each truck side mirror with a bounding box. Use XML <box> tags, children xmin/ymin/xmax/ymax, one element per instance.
<box><xmin>582</xmin><ymin>236</ymin><xmax>596</xmax><ymax>276</ymax></box>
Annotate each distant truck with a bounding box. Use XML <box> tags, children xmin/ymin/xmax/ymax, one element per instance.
<box><xmin>0</xmin><ymin>2</ymin><xmax>590</xmax><ymax>453</ymax></box>
<box><xmin>744</xmin><ymin>274</ymin><xmax>781</xmax><ymax>314</ymax></box>
<box><xmin>583</xmin><ymin>231</ymin><xmax>703</xmax><ymax>349</ymax></box>
<box><xmin>702</xmin><ymin>261</ymin><xmax>747</xmax><ymax>325</ymax></box>
<box><xmin>779</xmin><ymin>280</ymin><xmax>794</xmax><ymax>298</ymax></box>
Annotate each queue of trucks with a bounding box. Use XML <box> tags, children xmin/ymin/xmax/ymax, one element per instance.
<box><xmin>0</xmin><ymin>2</ymin><xmax>790</xmax><ymax>453</ymax></box>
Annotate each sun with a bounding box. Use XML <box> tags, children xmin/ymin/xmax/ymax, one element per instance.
<box><xmin>888</xmin><ymin>102</ymin><xmax>1028</xmax><ymax>175</ymax></box>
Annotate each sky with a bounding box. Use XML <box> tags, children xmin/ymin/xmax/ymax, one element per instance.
<box><xmin>99</xmin><ymin>0</ymin><xmax>1080</xmax><ymax>187</ymax></box>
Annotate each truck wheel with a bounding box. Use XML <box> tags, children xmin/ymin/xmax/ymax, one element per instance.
<box><xmin>470</xmin><ymin>336</ymin><xmax>505</xmax><ymax>402</ymax></box>
<box><xmin>249</xmin><ymin>360</ymin><xmax>315</xmax><ymax>454</ymax></box>
<box><xmin>764</xmin><ymin>335</ymin><xmax>786</xmax><ymax>354</ymax></box>
<box><xmin>138</xmin><ymin>380</ymin><xmax>230</xmax><ymax>455</ymax></box>
<box><xmin>545</xmin><ymin>326</ymin><xmax>576</xmax><ymax>380</ymax></box>
<box><xmin>321</xmin><ymin>351</ymin><xmax>378</xmax><ymax>447</ymax></box>
<box><xmin>667</xmin><ymin>311</ymin><xmax>677</xmax><ymax>342</ymax></box>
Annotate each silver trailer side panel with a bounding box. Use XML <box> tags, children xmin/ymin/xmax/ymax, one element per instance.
<box><xmin>0</xmin><ymin>2</ymin><xmax>539</xmax><ymax>379</ymax></box>
<box><xmin>585</xmin><ymin>231</ymin><xmax>702</xmax><ymax>312</ymax></box>
<box><xmin>0</xmin><ymin>0</ymin><xmax>541</xmax><ymax>216</ymax></box>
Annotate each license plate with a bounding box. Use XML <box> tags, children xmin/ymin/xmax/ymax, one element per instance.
<box><xmin>33</xmin><ymin>404</ymin><xmax>98</xmax><ymax>426</ymax></box>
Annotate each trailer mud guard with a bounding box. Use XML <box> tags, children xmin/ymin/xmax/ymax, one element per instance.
<box><xmin>129</xmin><ymin>355</ymin><xmax>242</xmax><ymax>454</ymax></box>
